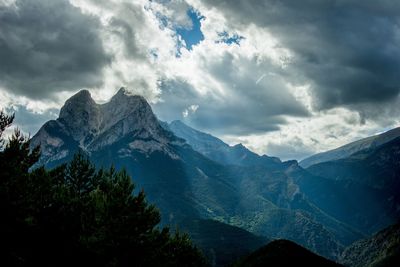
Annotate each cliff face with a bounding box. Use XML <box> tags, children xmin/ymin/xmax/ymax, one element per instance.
<box><xmin>32</xmin><ymin>88</ymin><xmax>182</xmax><ymax>165</ymax></box>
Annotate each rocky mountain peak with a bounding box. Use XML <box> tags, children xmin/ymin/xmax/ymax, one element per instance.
<box><xmin>58</xmin><ymin>89</ymin><xmax>100</xmax><ymax>142</ymax></box>
<box><xmin>233</xmin><ymin>143</ymin><xmax>246</xmax><ymax>149</ymax></box>
<box><xmin>111</xmin><ymin>87</ymin><xmax>139</xmax><ymax>101</ymax></box>
<box><xmin>59</xmin><ymin>89</ymin><xmax>96</xmax><ymax>119</ymax></box>
<box><xmin>100</xmin><ymin>88</ymin><xmax>160</xmax><ymax>137</ymax></box>
<box><xmin>106</xmin><ymin>88</ymin><xmax>151</xmax><ymax>116</ymax></box>
<box><xmin>34</xmin><ymin>88</ymin><xmax>176</xmax><ymax>157</ymax></box>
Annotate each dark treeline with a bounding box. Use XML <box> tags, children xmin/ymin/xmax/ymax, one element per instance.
<box><xmin>0</xmin><ymin>111</ymin><xmax>207</xmax><ymax>267</ymax></box>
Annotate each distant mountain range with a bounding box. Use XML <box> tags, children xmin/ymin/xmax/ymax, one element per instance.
<box><xmin>300</xmin><ymin>130</ymin><xmax>400</xmax><ymax>234</ymax></box>
<box><xmin>165</xmin><ymin>120</ymin><xmax>282</xmax><ymax>169</ymax></box>
<box><xmin>300</xmin><ymin>127</ymin><xmax>400</xmax><ymax>168</ymax></box>
<box><xmin>30</xmin><ymin>89</ymin><xmax>400</xmax><ymax>264</ymax></box>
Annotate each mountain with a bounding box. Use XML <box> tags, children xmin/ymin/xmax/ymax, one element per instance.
<box><xmin>234</xmin><ymin>239</ymin><xmax>343</xmax><ymax>267</ymax></box>
<box><xmin>303</xmin><ymin>137</ymin><xmax>400</xmax><ymax>233</ymax></box>
<box><xmin>178</xmin><ymin>219</ymin><xmax>267</xmax><ymax>267</ymax></box>
<box><xmin>32</xmin><ymin>88</ymin><xmax>182</xmax><ymax>167</ymax></box>
<box><xmin>300</xmin><ymin>127</ymin><xmax>400</xmax><ymax>168</ymax></box>
<box><xmin>340</xmin><ymin>223</ymin><xmax>400</xmax><ymax>267</ymax></box>
<box><xmin>165</xmin><ymin>120</ymin><xmax>282</xmax><ymax>169</ymax></box>
<box><xmin>31</xmin><ymin>89</ymin><xmax>363</xmax><ymax>260</ymax></box>
<box><xmin>287</xmin><ymin>164</ymin><xmax>390</xmax><ymax>236</ymax></box>
<box><xmin>31</xmin><ymin>88</ymin><xmax>229</xmax><ymax>222</ymax></box>
<box><xmin>166</xmin><ymin>121</ymin><xmax>364</xmax><ymax>247</ymax></box>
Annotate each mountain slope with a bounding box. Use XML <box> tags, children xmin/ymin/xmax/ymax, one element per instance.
<box><xmin>166</xmin><ymin>121</ymin><xmax>364</xmax><ymax>248</ymax></box>
<box><xmin>166</xmin><ymin>120</ymin><xmax>282</xmax><ymax>169</ymax></box>
<box><xmin>166</xmin><ymin>121</ymin><xmax>370</xmax><ymax>257</ymax></box>
<box><xmin>234</xmin><ymin>239</ymin><xmax>343</xmax><ymax>267</ymax></box>
<box><xmin>31</xmin><ymin>89</ymin><xmax>228</xmax><ymax>222</ymax></box>
<box><xmin>340</xmin><ymin>223</ymin><xmax>400</xmax><ymax>267</ymax></box>
<box><xmin>31</xmin><ymin>89</ymin><xmax>363</xmax><ymax>260</ymax></box>
<box><xmin>286</xmin><ymin>161</ymin><xmax>393</xmax><ymax>235</ymax></box>
<box><xmin>300</xmin><ymin>127</ymin><xmax>400</xmax><ymax>168</ymax></box>
<box><xmin>303</xmin><ymin>137</ymin><xmax>400</xmax><ymax>233</ymax></box>
<box><xmin>178</xmin><ymin>219</ymin><xmax>267</xmax><ymax>267</ymax></box>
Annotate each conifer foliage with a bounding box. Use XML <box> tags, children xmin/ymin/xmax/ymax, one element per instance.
<box><xmin>0</xmin><ymin>111</ymin><xmax>207</xmax><ymax>267</ymax></box>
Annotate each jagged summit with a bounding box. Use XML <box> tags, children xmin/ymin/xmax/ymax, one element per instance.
<box><xmin>111</xmin><ymin>87</ymin><xmax>146</xmax><ymax>101</ymax></box>
<box><xmin>59</xmin><ymin>89</ymin><xmax>96</xmax><ymax>118</ymax></box>
<box><xmin>117</xmin><ymin>86</ymin><xmax>128</xmax><ymax>94</ymax></box>
<box><xmin>31</xmin><ymin>89</ymin><xmax>179</xmax><ymax>164</ymax></box>
<box><xmin>105</xmin><ymin>88</ymin><xmax>153</xmax><ymax>124</ymax></box>
<box><xmin>232</xmin><ymin>143</ymin><xmax>246</xmax><ymax>149</ymax></box>
<box><xmin>58</xmin><ymin>90</ymin><xmax>100</xmax><ymax>142</ymax></box>
<box><xmin>58</xmin><ymin>88</ymin><xmax>158</xmax><ymax>136</ymax></box>
<box><xmin>71</xmin><ymin>88</ymin><xmax>92</xmax><ymax>98</ymax></box>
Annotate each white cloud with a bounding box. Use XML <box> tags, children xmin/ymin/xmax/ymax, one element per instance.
<box><xmin>222</xmin><ymin>105</ymin><xmax>400</xmax><ymax>160</ymax></box>
<box><xmin>1</xmin><ymin>0</ymin><xmax>399</xmax><ymax>160</ymax></box>
<box><xmin>0</xmin><ymin>0</ymin><xmax>16</xmax><ymax>7</ymax></box>
<box><xmin>182</xmin><ymin>104</ymin><xmax>199</xmax><ymax>118</ymax></box>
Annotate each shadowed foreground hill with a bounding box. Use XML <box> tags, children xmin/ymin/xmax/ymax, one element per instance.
<box><xmin>179</xmin><ymin>219</ymin><xmax>267</xmax><ymax>267</ymax></box>
<box><xmin>234</xmin><ymin>240</ymin><xmax>342</xmax><ymax>267</ymax></box>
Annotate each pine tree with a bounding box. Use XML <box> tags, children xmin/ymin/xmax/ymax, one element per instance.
<box><xmin>0</xmin><ymin>112</ymin><xmax>208</xmax><ymax>267</ymax></box>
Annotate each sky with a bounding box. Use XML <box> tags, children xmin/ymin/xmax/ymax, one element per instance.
<box><xmin>1</xmin><ymin>0</ymin><xmax>400</xmax><ymax>160</ymax></box>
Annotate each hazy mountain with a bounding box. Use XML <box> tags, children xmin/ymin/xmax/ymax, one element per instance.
<box><xmin>166</xmin><ymin>120</ymin><xmax>363</xmax><ymax>248</ymax></box>
<box><xmin>31</xmin><ymin>89</ymin><xmax>364</xmax><ymax>260</ymax></box>
<box><xmin>165</xmin><ymin>120</ymin><xmax>282</xmax><ymax>169</ymax></box>
<box><xmin>303</xmin><ymin>137</ymin><xmax>400</xmax><ymax>234</ymax></box>
<box><xmin>287</xmin><ymin>164</ymin><xmax>391</xmax><ymax>236</ymax></box>
<box><xmin>300</xmin><ymin>127</ymin><xmax>400</xmax><ymax>168</ymax></box>
<box><xmin>234</xmin><ymin>239</ymin><xmax>343</xmax><ymax>267</ymax></box>
<box><xmin>340</xmin><ymin>223</ymin><xmax>400</xmax><ymax>267</ymax></box>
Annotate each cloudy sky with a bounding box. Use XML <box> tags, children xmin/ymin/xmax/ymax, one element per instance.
<box><xmin>1</xmin><ymin>0</ymin><xmax>400</xmax><ymax>160</ymax></box>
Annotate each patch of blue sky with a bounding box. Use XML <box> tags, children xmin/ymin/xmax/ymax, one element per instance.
<box><xmin>176</xmin><ymin>9</ymin><xmax>205</xmax><ymax>51</ymax></box>
<box><xmin>216</xmin><ymin>31</ymin><xmax>245</xmax><ymax>45</ymax></box>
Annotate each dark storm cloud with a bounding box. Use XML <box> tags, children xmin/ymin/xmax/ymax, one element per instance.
<box><xmin>6</xmin><ymin>105</ymin><xmax>57</xmax><ymax>135</ymax></box>
<box><xmin>200</xmin><ymin>0</ymin><xmax>400</xmax><ymax>110</ymax></box>
<box><xmin>0</xmin><ymin>0</ymin><xmax>110</xmax><ymax>99</ymax></box>
<box><xmin>152</xmin><ymin>79</ymin><xmax>285</xmax><ymax>135</ymax></box>
<box><xmin>153</xmin><ymin>54</ymin><xmax>310</xmax><ymax>136</ymax></box>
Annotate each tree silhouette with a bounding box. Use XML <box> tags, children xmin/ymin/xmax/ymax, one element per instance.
<box><xmin>0</xmin><ymin>111</ymin><xmax>207</xmax><ymax>267</ymax></box>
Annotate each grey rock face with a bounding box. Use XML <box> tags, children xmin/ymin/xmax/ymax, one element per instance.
<box><xmin>32</xmin><ymin>88</ymin><xmax>181</xmax><ymax>164</ymax></box>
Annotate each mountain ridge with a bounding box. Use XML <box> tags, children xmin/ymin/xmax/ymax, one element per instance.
<box><xmin>30</xmin><ymin>89</ymin><xmax>368</xmax><ymax>260</ymax></box>
<box><xmin>165</xmin><ymin>119</ymin><xmax>283</xmax><ymax>169</ymax></box>
<box><xmin>300</xmin><ymin>127</ymin><xmax>400</xmax><ymax>168</ymax></box>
